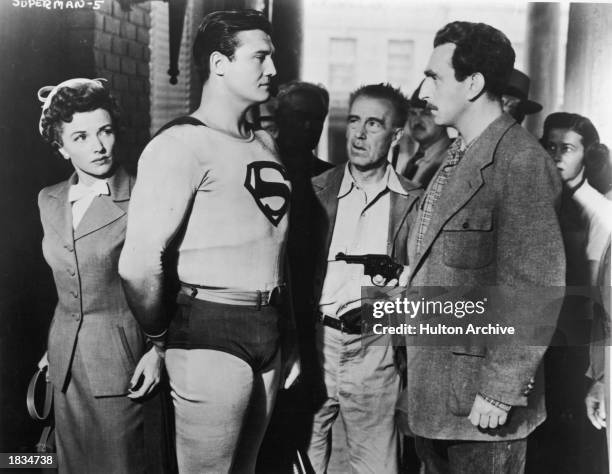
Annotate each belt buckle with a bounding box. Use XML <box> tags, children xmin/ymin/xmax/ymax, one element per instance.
<box><xmin>339</xmin><ymin>319</ymin><xmax>346</xmax><ymax>333</ymax></box>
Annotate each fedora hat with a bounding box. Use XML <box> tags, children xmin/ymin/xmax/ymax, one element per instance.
<box><xmin>504</xmin><ymin>69</ymin><xmax>542</xmax><ymax>115</ymax></box>
<box><xmin>409</xmin><ymin>80</ymin><xmax>428</xmax><ymax>108</ymax></box>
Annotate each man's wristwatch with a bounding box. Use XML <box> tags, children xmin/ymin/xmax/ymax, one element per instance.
<box><xmin>478</xmin><ymin>392</ymin><xmax>512</xmax><ymax>412</ymax></box>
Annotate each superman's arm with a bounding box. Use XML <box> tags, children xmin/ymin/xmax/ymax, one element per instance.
<box><xmin>119</xmin><ymin>134</ymin><xmax>201</xmax><ymax>340</ymax></box>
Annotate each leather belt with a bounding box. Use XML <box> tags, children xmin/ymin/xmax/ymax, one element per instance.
<box><xmin>180</xmin><ymin>282</ymin><xmax>285</xmax><ymax>309</ymax></box>
<box><xmin>318</xmin><ymin>308</ymin><xmax>363</xmax><ymax>335</ymax></box>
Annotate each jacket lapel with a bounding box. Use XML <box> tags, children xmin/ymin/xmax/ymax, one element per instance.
<box><xmin>409</xmin><ymin>115</ymin><xmax>515</xmax><ymax>273</ymax></box>
<box><xmin>387</xmin><ymin>185</ymin><xmax>419</xmax><ymax>257</ymax></box>
<box><xmin>314</xmin><ymin>167</ymin><xmax>344</xmax><ymax>256</ymax></box>
<box><xmin>46</xmin><ymin>175</ymin><xmax>76</xmax><ymax>245</ymax></box>
<box><xmin>73</xmin><ymin>167</ymin><xmax>133</xmax><ymax>240</ymax></box>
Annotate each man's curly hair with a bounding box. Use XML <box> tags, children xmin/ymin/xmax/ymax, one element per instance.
<box><xmin>40</xmin><ymin>82</ymin><xmax>121</xmax><ymax>148</ymax></box>
<box><xmin>434</xmin><ymin>21</ymin><xmax>515</xmax><ymax>99</ymax></box>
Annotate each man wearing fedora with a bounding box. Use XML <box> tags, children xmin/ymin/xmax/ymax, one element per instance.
<box><xmin>396</xmin><ymin>82</ymin><xmax>453</xmax><ymax>188</ymax></box>
<box><xmin>502</xmin><ymin>69</ymin><xmax>543</xmax><ymax>124</ymax></box>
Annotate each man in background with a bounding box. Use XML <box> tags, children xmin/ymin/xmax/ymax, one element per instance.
<box><xmin>397</xmin><ymin>82</ymin><xmax>452</xmax><ymax>188</ymax></box>
<box><xmin>502</xmin><ymin>68</ymin><xmax>542</xmax><ymax>125</ymax></box>
<box><xmin>308</xmin><ymin>83</ymin><xmax>421</xmax><ymax>473</ymax></box>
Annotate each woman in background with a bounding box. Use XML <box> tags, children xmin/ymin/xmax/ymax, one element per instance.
<box><xmin>36</xmin><ymin>78</ymin><xmax>162</xmax><ymax>473</ymax></box>
<box><xmin>542</xmin><ymin>112</ymin><xmax>611</xmax><ymax>280</ymax></box>
<box><xmin>533</xmin><ymin>112</ymin><xmax>611</xmax><ymax>473</ymax></box>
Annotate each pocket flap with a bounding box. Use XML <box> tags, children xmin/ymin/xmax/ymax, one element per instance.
<box><xmin>451</xmin><ymin>345</ymin><xmax>486</xmax><ymax>357</ymax></box>
<box><xmin>445</xmin><ymin>208</ymin><xmax>493</xmax><ymax>231</ymax></box>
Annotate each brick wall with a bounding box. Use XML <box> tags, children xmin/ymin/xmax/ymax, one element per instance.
<box><xmin>95</xmin><ymin>0</ymin><xmax>150</xmax><ymax>170</ymax></box>
<box><xmin>65</xmin><ymin>0</ymin><xmax>151</xmax><ymax>171</ymax></box>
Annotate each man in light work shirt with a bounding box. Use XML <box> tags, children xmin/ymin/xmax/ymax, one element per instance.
<box><xmin>307</xmin><ymin>83</ymin><xmax>422</xmax><ymax>473</ymax></box>
<box><xmin>399</xmin><ymin>22</ymin><xmax>565</xmax><ymax>473</ymax></box>
<box><xmin>119</xmin><ymin>10</ymin><xmax>297</xmax><ymax>473</ymax></box>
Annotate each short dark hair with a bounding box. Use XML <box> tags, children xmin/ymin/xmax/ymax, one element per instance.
<box><xmin>40</xmin><ymin>82</ymin><xmax>120</xmax><ymax>148</ymax></box>
<box><xmin>277</xmin><ymin>81</ymin><xmax>330</xmax><ymax>119</ymax></box>
<box><xmin>542</xmin><ymin>112</ymin><xmax>611</xmax><ymax>194</ymax></box>
<box><xmin>193</xmin><ymin>9</ymin><xmax>271</xmax><ymax>83</ymax></box>
<box><xmin>434</xmin><ymin>21</ymin><xmax>515</xmax><ymax>99</ymax></box>
<box><xmin>349</xmin><ymin>83</ymin><xmax>409</xmax><ymax>127</ymax></box>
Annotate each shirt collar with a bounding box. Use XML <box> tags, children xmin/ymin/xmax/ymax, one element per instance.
<box><xmin>422</xmin><ymin>135</ymin><xmax>452</xmax><ymax>163</ymax></box>
<box><xmin>68</xmin><ymin>178</ymin><xmax>110</xmax><ymax>203</ymax></box>
<box><xmin>338</xmin><ymin>162</ymin><xmax>407</xmax><ymax>198</ymax></box>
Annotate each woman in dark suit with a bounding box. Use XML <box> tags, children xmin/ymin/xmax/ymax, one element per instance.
<box><xmin>36</xmin><ymin>78</ymin><xmax>163</xmax><ymax>473</ymax></box>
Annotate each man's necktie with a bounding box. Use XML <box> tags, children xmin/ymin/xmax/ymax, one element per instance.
<box><xmin>404</xmin><ymin>147</ymin><xmax>425</xmax><ymax>180</ymax></box>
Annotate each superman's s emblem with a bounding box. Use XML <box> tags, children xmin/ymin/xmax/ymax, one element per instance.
<box><xmin>244</xmin><ymin>161</ymin><xmax>291</xmax><ymax>226</ymax></box>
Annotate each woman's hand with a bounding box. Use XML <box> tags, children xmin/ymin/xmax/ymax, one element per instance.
<box><xmin>127</xmin><ymin>346</ymin><xmax>163</xmax><ymax>399</ymax></box>
<box><xmin>585</xmin><ymin>380</ymin><xmax>607</xmax><ymax>430</ymax></box>
<box><xmin>38</xmin><ymin>351</ymin><xmax>49</xmax><ymax>382</ymax></box>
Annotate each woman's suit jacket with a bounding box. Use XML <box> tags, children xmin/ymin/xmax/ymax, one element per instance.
<box><xmin>39</xmin><ymin>166</ymin><xmax>145</xmax><ymax>397</ymax></box>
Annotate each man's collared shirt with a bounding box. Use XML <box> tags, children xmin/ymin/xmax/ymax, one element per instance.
<box><xmin>415</xmin><ymin>137</ymin><xmax>468</xmax><ymax>253</ymax></box>
<box><xmin>408</xmin><ymin>135</ymin><xmax>452</xmax><ymax>186</ymax></box>
<box><xmin>319</xmin><ymin>163</ymin><xmax>407</xmax><ymax>318</ymax></box>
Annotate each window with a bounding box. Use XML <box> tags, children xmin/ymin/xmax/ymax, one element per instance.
<box><xmin>328</xmin><ymin>38</ymin><xmax>357</xmax><ymax>107</ymax></box>
<box><xmin>387</xmin><ymin>39</ymin><xmax>414</xmax><ymax>89</ymax></box>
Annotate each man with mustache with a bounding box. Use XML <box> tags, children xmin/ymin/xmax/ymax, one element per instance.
<box><xmin>307</xmin><ymin>83</ymin><xmax>421</xmax><ymax>473</ymax></box>
<box><xmin>399</xmin><ymin>83</ymin><xmax>452</xmax><ymax>188</ymax></box>
<box><xmin>398</xmin><ymin>22</ymin><xmax>565</xmax><ymax>473</ymax></box>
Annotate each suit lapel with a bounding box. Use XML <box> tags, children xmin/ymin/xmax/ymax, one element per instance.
<box><xmin>314</xmin><ymin>167</ymin><xmax>344</xmax><ymax>256</ymax></box>
<box><xmin>387</xmin><ymin>189</ymin><xmax>418</xmax><ymax>257</ymax></box>
<box><xmin>46</xmin><ymin>176</ymin><xmax>76</xmax><ymax>245</ymax></box>
<box><xmin>73</xmin><ymin>197</ymin><xmax>125</xmax><ymax>240</ymax></box>
<box><xmin>73</xmin><ymin>167</ymin><xmax>132</xmax><ymax>240</ymax></box>
<box><xmin>409</xmin><ymin>115</ymin><xmax>515</xmax><ymax>273</ymax></box>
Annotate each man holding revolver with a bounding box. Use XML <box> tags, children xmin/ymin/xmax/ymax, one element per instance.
<box><xmin>307</xmin><ymin>83</ymin><xmax>422</xmax><ymax>473</ymax></box>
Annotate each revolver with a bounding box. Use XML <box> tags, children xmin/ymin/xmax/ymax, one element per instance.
<box><xmin>335</xmin><ymin>252</ymin><xmax>404</xmax><ymax>286</ymax></box>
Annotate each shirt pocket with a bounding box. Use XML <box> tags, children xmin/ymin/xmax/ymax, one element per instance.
<box><xmin>443</xmin><ymin>208</ymin><xmax>494</xmax><ymax>269</ymax></box>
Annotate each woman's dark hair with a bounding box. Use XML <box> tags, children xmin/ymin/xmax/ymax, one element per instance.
<box><xmin>434</xmin><ymin>21</ymin><xmax>515</xmax><ymax>99</ymax></box>
<box><xmin>40</xmin><ymin>82</ymin><xmax>120</xmax><ymax>148</ymax></box>
<box><xmin>193</xmin><ymin>9</ymin><xmax>272</xmax><ymax>83</ymax></box>
<box><xmin>542</xmin><ymin>112</ymin><xmax>611</xmax><ymax>194</ymax></box>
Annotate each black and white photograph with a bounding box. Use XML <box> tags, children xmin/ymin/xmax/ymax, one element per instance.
<box><xmin>1</xmin><ymin>0</ymin><xmax>611</xmax><ymax>473</ymax></box>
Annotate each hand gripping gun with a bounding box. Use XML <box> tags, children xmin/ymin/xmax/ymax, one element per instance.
<box><xmin>335</xmin><ymin>252</ymin><xmax>404</xmax><ymax>286</ymax></box>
